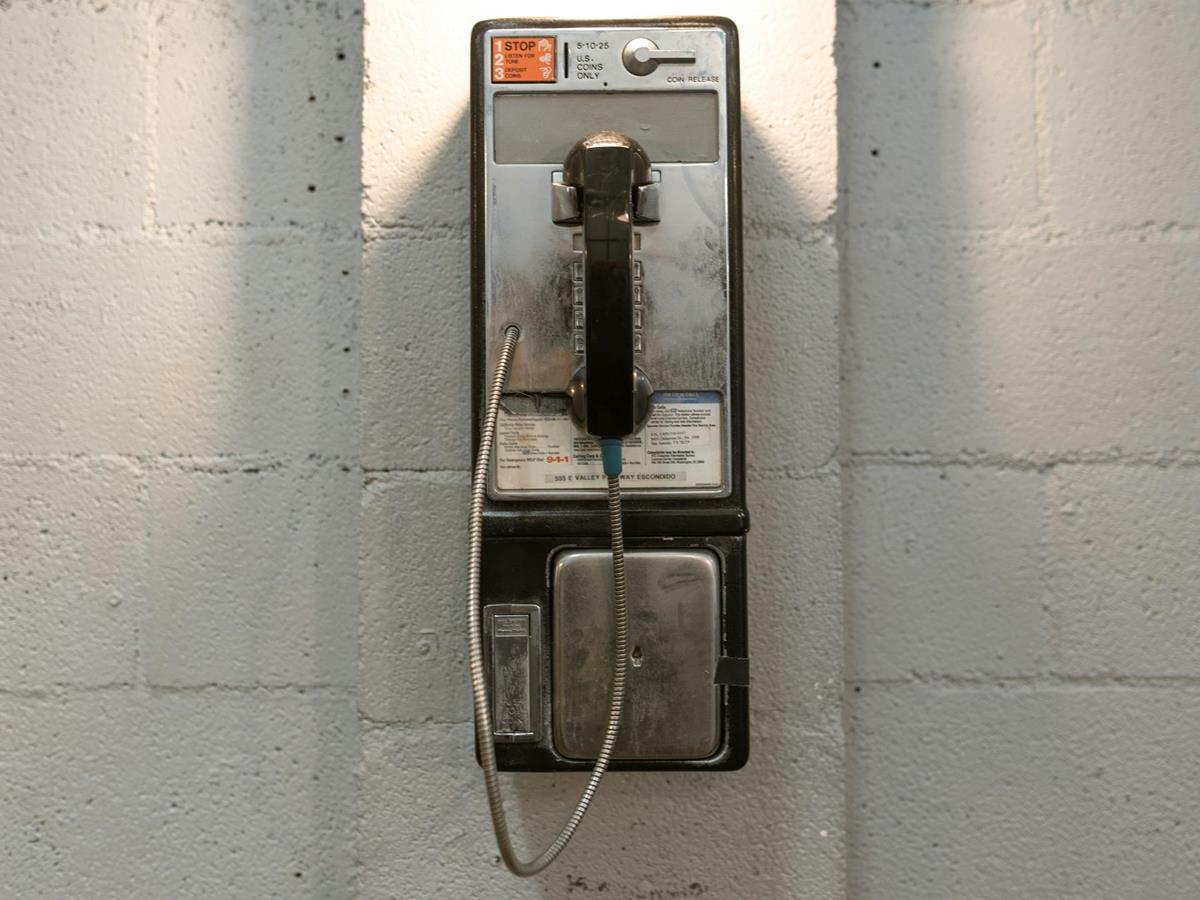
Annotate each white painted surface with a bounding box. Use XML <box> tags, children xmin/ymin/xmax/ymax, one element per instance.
<box><xmin>1</xmin><ymin>1</ymin><xmax>361</xmax><ymax>895</ymax></box>
<box><xmin>843</xmin><ymin>1</ymin><xmax>1200</xmax><ymax>897</ymax></box>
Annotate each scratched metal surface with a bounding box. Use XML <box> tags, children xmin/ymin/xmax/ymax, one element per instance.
<box><xmin>481</xmin><ymin>26</ymin><xmax>733</xmax><ymax>497</ymax></box>
<box><xmin>486</xmin><ymin>164</ymin><xmax>729</xmax><ymax>394</ymax></box>
<box><xmin>551</xmin><ymin>548</ymin><xmax>721</xmax><ymax>760</ymax></box>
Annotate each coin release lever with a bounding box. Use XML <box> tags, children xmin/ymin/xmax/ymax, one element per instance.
<box><xmin>621</xmin><ymin>37</ymin><xmax>697</xmax><ymax>76</ymax></box>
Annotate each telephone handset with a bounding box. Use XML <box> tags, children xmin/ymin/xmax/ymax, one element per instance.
<box><xmin>555</xmin><ymin>131</ymin><xmax>657</xmax><ymax>440</ymax></box>
<box><xmin>467</xmin><ymin>18</ymin><xmax>749</xmax><ymax>875</ymax></box>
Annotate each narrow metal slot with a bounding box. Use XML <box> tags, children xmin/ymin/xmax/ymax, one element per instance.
<box><xmin>484</xmin><ymin>604</ymin><xmax>542</xmax><ymax>742</ymax></box>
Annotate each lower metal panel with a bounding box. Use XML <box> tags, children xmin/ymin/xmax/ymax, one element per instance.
<box><xmin>552</xmin><ymin>549</ymin><xmax>720</xmax><ymax>760</ymax></box>
<box><xmin>476</xmin><ymin>533</ymin><xmax>749</xmax><ymax>772</ymax></box>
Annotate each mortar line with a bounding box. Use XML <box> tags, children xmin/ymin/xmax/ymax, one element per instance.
<box><xmin>748</xmin><ymin>459</ymin><xmax>842</xmax><ymax>481</ymax></box>
<box><xmin>850</xmin><ymin>0</ymin><xmax>1045</xmax><ymax>9</ymax></box>
<box><xmin>362</xmin><ymin>218</ymin><xmax>839</xmax><ymax>244</ymax></box>
<box><xmin>0</xmin><ymin>453</ymin><xmax>359</xmax><ymax>471</ymax></box>
<box><xmin>359</xmin><ymin>713</ymin><xmax>473</xmax><ymax>729</ymax></box>
<box><xmin>849</xmin><ymin>673</ymin><xmax>1200</xmax><ymax>691</ymax></box>
<box><xmin>1029</xmin><ymin>0</ymin><xmax>1050</xmax><ymax>219</ymax></box>
<box><xmin>135</xmin><ymin>454</ymin><xmax>150</xmax><ymax>693</ymax></box>
<box><xmin>143</xmin><ymin>0</ymin><xmax>159</xmax><ymax>231</ymax></box>
<box><xmin>0</xmin><ymin>682</ymin><xmax>358</xmax><ymax>699</ymax></box>
<box><xmin>0</xmin><ymin>222</ymin><xmax>363</xmax><ymax>248</ymax></box>
<box><xmin>841</xmin><ymin>220</ymin><xmax>1200</xmax><ymax>244</ymax></box>
<box><xmin>363</xmin><ymin>466</ymin><xmax>470</xmax><ymax>476</ymax></box>
<box><xmin>1038</xmin><ymin>453</ymin><xmax>1061</xmax><ymax>678</ymax></box>
<box><xmin>847</xmin><ymin>449</ymin><xmax>1200</xmax><ymax>470</ymax></box>
<box><xmin>361</xmin><ymin>464</ymin><xmax>847</xmax><ymax>480</ymax></box>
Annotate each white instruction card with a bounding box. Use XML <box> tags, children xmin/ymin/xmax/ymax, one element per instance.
<box><xmin>495</xmin><ymin>391</ymin><xmax>723</xmax><ymax>492</ymax></box>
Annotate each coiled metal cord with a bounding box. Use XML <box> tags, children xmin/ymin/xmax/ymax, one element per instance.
<box><xmin>467</xmin><ymin>324</ymin><xmax>630</xmax><ymax>876</ymax></box>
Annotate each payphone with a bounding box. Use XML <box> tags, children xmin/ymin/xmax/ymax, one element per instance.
<box><xmin>467</xmin><ymin>18</ymin><xmax>748</xmax><ymax>874</ymax></box>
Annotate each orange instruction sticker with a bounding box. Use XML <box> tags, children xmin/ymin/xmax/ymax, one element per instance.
<box><xmin>491</xmin><ymin>36</ymin><xmax>556</xmax><ymax>83</ymax></box>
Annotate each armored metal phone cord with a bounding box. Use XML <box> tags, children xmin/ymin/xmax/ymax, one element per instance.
<box><xmin>467</xmin><ymin>324</ymin><xmax>630</xmax><ymax>876</ymax></box>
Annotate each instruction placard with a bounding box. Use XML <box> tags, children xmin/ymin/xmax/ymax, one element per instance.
<box><xmin>495</xmin><ymin>392</ymin><xmax>723</xmax><ymax>492</ymax></box>
<box><xmin>491</xmin><ymin>36</ymin><xmax>556</xmax><ymax>83</ymax></box>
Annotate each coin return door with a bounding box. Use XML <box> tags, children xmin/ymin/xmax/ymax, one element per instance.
<box><xmin>553</xmin><ymin>550</ymin><xmax>721</xmax><ymax>760</ymax></box>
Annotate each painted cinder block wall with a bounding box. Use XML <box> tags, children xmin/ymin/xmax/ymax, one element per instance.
<box><xmin>840</xmin><ymin>1</ymin><xmax>1200</xmax><ymax>898</ymax></box>
<box><xmin>358</xmin><ymin>2</ymin><xmax>843</xmax><ymax>898</ymax></box>
<box><xmin>2</xmin><ymin>0</ymin><xmax>1197</xmax><ymax>897</ymax></box>
<box><xmin>1</xmin><ymin>1</ymin><xmax>363</xmax><ymax>896</ymax></box>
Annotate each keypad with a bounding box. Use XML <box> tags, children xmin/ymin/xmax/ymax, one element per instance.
<box><xmin>567</xmin><ymin>243</ymin><xmax>646</xmax><ymax>356</ymax></box>
<box><xmin>632</xmin><ymin>273</ymin><xmax>645</xmax><ymax>354</ymax></box>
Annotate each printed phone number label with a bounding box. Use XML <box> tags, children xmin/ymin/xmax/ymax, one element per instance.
<box><xmin>495</xmin><ymin>392</ymin><xmax>723</xmax><ymax>492</ymax></box>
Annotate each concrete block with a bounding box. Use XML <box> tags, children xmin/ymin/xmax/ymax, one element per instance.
<box><xmin>1047</xmin><ymin>465</ymin><xmax>1200</xmax><ymax>677</ymax></box>
<box><xmin>0</xmin><ymin>2</ymin><xmax>149</xmax><ymax>230</ymax></box>
<box><xmin>358</xmin><ymin>712</ymin><xmax>843</xmax><ymax>899</ymax></box>
<box><xmin>144</xmin><ymin>461</ymin><xmax>357</xmax><ymax>687</ymax></box>
<box><xmin>359</xmin><ymin>472</ymin><xmax>469</xmax><ymax>723</ymax></box>
<box><xmin>156</xmin><ymin>0</ymin><xmax>362</xmax><ymax>227</ymax></box>
<box><xmin>0</xmin><ymin>240</ymin><xmax>357</xmax><ymax>456</ymax></box>
<box><xmin>849</xmin><ymin>685</ymin><xmax>1200</xmax><ymax>900</ymax></box>
<box><xmin>0</xmin><ymin>460</ymin><xmax>142</xmax><ymax>689</ymax></box>
<box><xmin>360</xmin><ymin>235</ymin><xmax>470</xmax><ymax>471</ymax></box>
<box><xmin>738</xmin><ymin>1</ymin><xmax>838</xmax><ymax>225</ymax></box>
<box><xmin>749</xmin><ymin>473</ymin><xmax>843</xmax><ymax>713</ymax></box>
<box><xmin>745</xmin><ymin>235</ymin><xmax>839</xmax><ymax>472</ymax></box>
<box><xmin>847</xmin><ymin>464</ymin><xmax>1047</xmax><ymax>680</ymax></box>
<box><xmin>361</xmin><ymin>2</ymin><xmax>470</xmax><ymax>229</ymax></box>
<box><xmin>1044</xmin><ymin>1</ymin><xmax>1200</xmax><ymax>227</ymax></box>
<box><xmin>845</xmin><ymin>235</ymin><xmax>1200</xmax><ymax>454</ymax></box>
<box><xmin>0</xmin><ymin>690</ymin><xmax>355</xmax><ymax>898</ymax></box>
<box><xmin>840</xmin><ymin>1</ymin><xmax>1038</xmax><ymax>230</ymax></box>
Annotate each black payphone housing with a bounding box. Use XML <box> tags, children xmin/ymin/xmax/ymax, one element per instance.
<box><xmin>470</xmin><ymin>18</ymin><xmax>748</xmax><ymax>773</ymax></box>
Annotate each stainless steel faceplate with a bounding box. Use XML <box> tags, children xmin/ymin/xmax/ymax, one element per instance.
<box><xmin>552</xmin><ymin>548</ymin><xmax>721</xmax><ymax>761</ymax></box>
<box><xmin>481</xmin><ymin>25</ymin><xmax>733</xmax><ymax>499</ymax></box>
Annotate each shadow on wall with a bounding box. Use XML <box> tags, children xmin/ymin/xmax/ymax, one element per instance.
<box><xmin>364</xmin><ymin>88</ymin><xmax>840</xmax><ymax>895</ymax></box>
<box><xmin>839</xmin><ymin>0</ymin><xmax>1049</xmax><ymax>452</ymax></box>
<box><xmin>839</xmin><ymin>3</ymin><xmax>1059</xmax><ymax>899</ymax></box>
<box><xmin>139</xmin><ymin>3</ymin><xmax>362</xmax><ymax>896</ymax></box>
